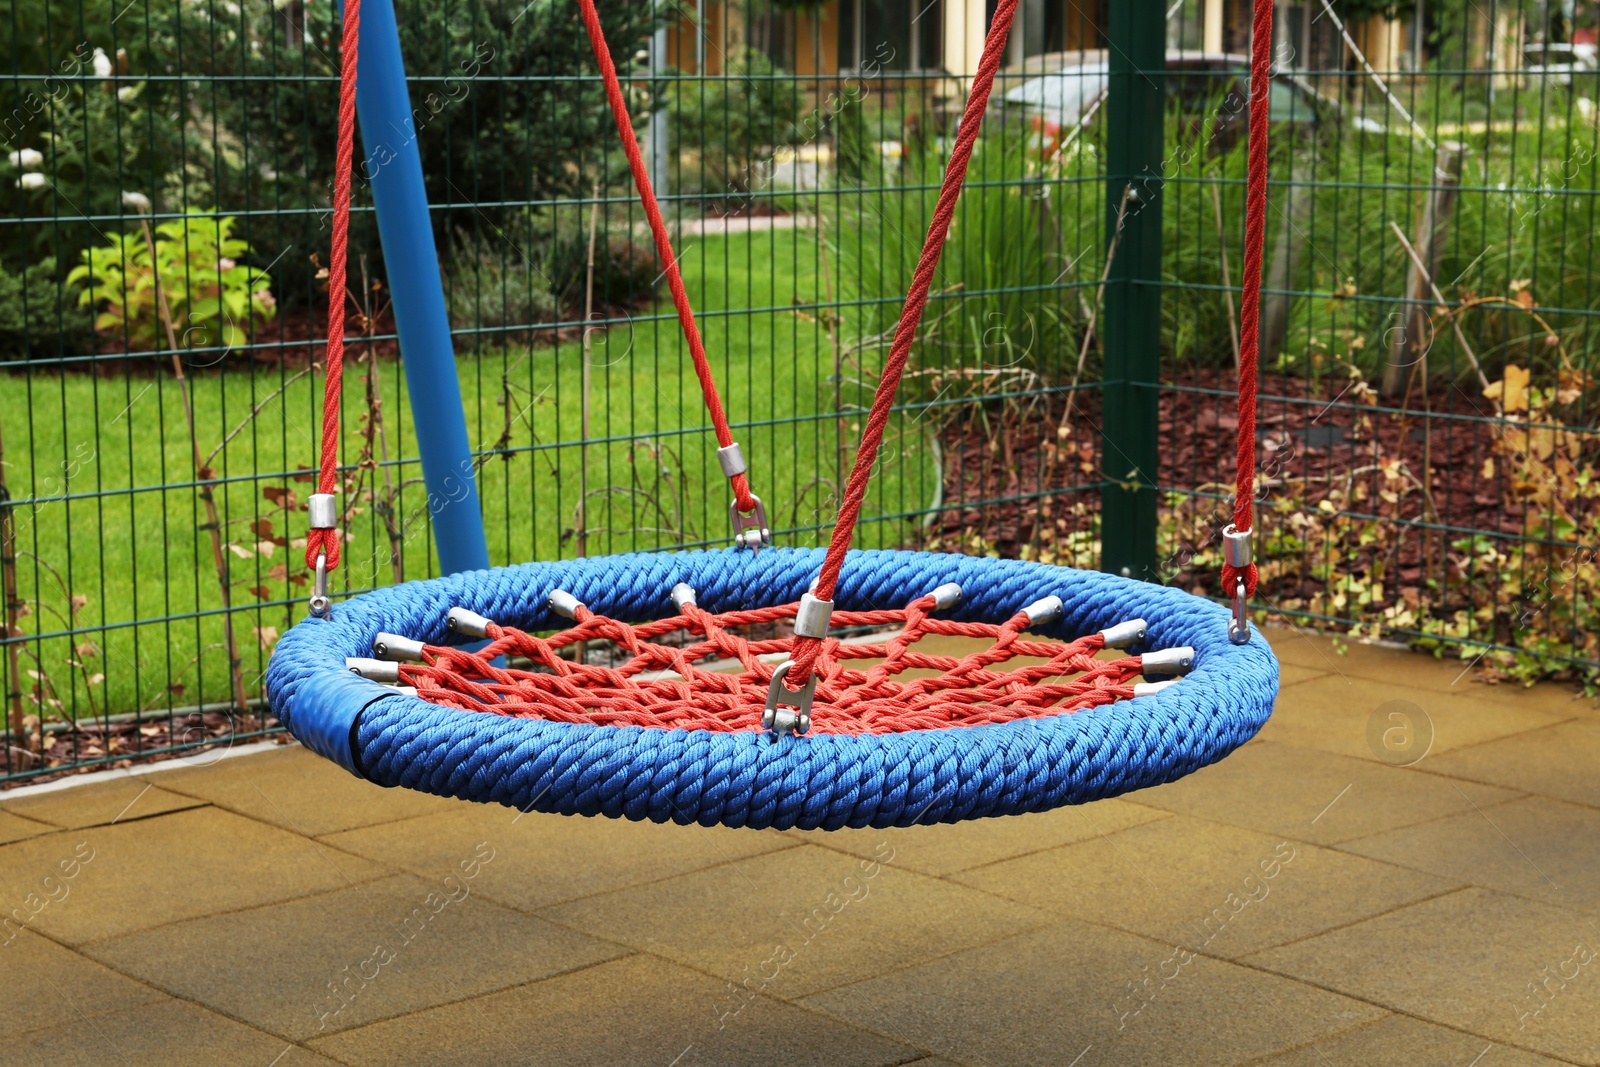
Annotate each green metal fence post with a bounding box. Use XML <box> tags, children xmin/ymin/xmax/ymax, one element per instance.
<box><xmin>1100</xmin><ymin>0</ymin><xmax>1165</xmax><ymax>582</ymax></box>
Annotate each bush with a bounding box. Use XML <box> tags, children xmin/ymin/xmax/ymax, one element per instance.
<box><xmin>832</xmin><ymin>120</ymin><xmax>1090</xmax><ymax>393</ymax></box>
<box><xmin>669</xmin><ymin>46</ymin><xmax>805</xmax><ymax>199</ymax></box>
<box><xmin>0</xmin><ymin>258</ymin><xmax>92</xmax><ymax>359</ymax></box>
<box><xmin>445</xmin><ymin>230</ymin><xmax>557</xmax><ymax>334</ymax></box>
<box><xmin>67</xmin><ymin>211</ymin><xmax>277</xmax><ymax>353</ymax></box>
<box><xmin>0</xmin><ymin>0</ymin><xmax>659</xmax><ymax>300</ymax></box>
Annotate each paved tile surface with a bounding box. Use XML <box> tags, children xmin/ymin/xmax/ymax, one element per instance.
<box><xmin>323</xmin><ymin>802</ymin><xmax>793</xmax><ymax>911</ymax></box>
<box><xmin>952</xmin><ymin>814</ymin><xmax>1459</xmax><ymax>958</ymax></box>
<box><xmin>0</xmin><ymin>806</ymin><xmax>54</xmax><ymax>844</ymax></box>
<box><xmin>803</xmin><ymin>918</ymin><xmax>1386</xmax><ymax>1066</ymax></box>
<box><xmin>85</xmin><ymin>873</ymin><xmax>627</xmax><ymax>1040</ymax></box>
<box><xmin>1</xmin><ymin>778</ymin><xmax>204</xmax><ymax>829</ymax></box>
<box><xmin>2</xmin><ymin>631</ymin><xmax>1595</xmax><ymax>1065</ymax></box>
<box><xmin>1245</xmin><ymin>888</ymin><xmax>1600</xmax><ymax>1065</ymax></box>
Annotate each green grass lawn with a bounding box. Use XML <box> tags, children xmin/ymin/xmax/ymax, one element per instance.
<box><xmin>1</xmin><ymin>227</ymin><xmax>940</xmax><ymax>722</ymax></box>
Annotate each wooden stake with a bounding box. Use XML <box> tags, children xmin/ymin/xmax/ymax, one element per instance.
<box><xmin>1383</xmin><ymin>142</ymin><xmax>1464</xmax><ymax>397</ymax></box>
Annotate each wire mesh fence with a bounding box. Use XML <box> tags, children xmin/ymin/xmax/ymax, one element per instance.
<box><xmin>2</xmin><ymin>0</ymin><xmax>1597</xmax><ymax>784</ymax></box>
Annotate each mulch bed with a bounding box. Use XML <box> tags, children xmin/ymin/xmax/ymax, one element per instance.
<box><xmin>4</xmin><ymin>710</ymin><xmax>291</xmax><ymax>788</ymax></box>
<box><xmin>922</xmin><ymin>369</ymin><xmax>1555</xmax><ymax>612</ymax></box>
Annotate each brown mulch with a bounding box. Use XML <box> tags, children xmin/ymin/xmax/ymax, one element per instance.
<box><xmin>926</xmin><ymin>368</ymin><xmax>1536</xmax><ymax>563</ymax></box>
<box><xmin>3</xmin><ymin>710</ymin><xmax>289</xmax><ymax>788</ymax></box>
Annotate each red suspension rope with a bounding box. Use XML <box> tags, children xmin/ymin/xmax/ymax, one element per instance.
<box><xmin>306</xmin><ymin>0</ymin><xmax>361</xmax><ymax>576</ymax></box>
<box><xmin>1224</xmin><ymin>0</ymin><xmax>1271</xmax><ymax>601</ymax></box>
<box><xmin>787</xmin><ymin>0</ymin><xmax>1018</xmax><ymax>686</ymax></box>
<box><xmin>575</xmin><ymin>0</ymin><xmax>759</xmax><ymax>516</ymax></box>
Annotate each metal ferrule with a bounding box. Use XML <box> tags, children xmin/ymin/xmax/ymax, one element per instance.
<box><xmin>1133</xmin><ymin>679</ymin><xmax>1180</xmax><ymax>697</ymax></box>
<box><xmin>386</xmin><ymin>685</ymin><xmax>420</xmax><ymax>697</ymax></box>
<box><xmin>308</xmin><ymin>493</ymin><xmax>338</xmax><ymax>529</ymax></box>
<box><xmin>345</xmin><ymin>657</ymin><xmax>400</xmax><ymax>683</ymax></box>
<box><xmin>763</xmin><ymin>661</ymin><xmax>816</xmax><ymax>737</ymax></box>
<box><xmin>794</xmin><ymin>593</ymin><xmax>833</xmax><ymax>640</ymax></box>
<box><xmin>716</xmin><ymin>442</ymin><xmax>747</xmax><ymax>478</ymax></box>
<box><xmin>670</xmin><ymin>582</ymin><xmax>697</xmax><ymax>611</ymax></box>
<box><xmin>1222</xmin><ymin>523</ymin><xmax>1254</xmax><ymax>568</ymax></box>
<box><xmin>548</xmin><ymin>589</ymin><xmax>584</xmax><ymax>620</ymax></box>
<box><xmin>372</xmin><ymin>632</ymin><xmax>426</xmax><ymax>661</ymax></box>
<box><xmin>930</xmin><ymin>582</ymin><xmax>963</xmax><ymax>611</ymax></box>
<box><xmin>446</xmin><ymin>606</ymin><xmax>492</xmax><ymax>639</ymax></box>
<box><xmin>1099</xmin><ymin>619</ymin><xmax>1149</xmax><ymax>649</ymax></box>
<box><xmin>1141</xmin><ymin>647</ymin><xmax>1196</xmax><ymax>675</ymax></box>
<box><xmin>1021</xmin><ymin>595</ymin><xmax>1065</xmax><ymax>627</ymax></box>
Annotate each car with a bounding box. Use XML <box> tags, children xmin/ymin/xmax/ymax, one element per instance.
<box><xmin>999</xmin><ymin>50</ymin><xmax>1334</xmax><ymax>156</ymax></box>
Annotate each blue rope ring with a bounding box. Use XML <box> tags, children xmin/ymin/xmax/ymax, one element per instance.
<box><xmin>265</xmin><ymin>548</ymin><xmax>1277</xmax><ymax>830</ymax></box>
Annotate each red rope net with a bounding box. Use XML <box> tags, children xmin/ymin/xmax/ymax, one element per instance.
<box><xmin>380</xmin><ymin>594</ymin><xmax>1155</xmax><ymax>735</ymax></box>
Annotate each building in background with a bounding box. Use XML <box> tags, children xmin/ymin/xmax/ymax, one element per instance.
<box><xmin>664</xmin><ymin>0</ymin><xmax>1108</xmax><ymax>79</ymax></box>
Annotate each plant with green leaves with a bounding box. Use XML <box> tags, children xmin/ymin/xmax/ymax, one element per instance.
<box><xmin>669</xmin><ymin>45</ymin><xmax>805</xmax><ymax>198</ymax></box>
<box><xmin>68</xmin><ymin>211</ymin><xmax>277</xmax><ymax>353</ymax></box>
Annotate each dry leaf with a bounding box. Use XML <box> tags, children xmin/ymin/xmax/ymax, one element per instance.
<box><xmin>228</xmin><ymin>543</ymin><xmax>255</xmax><ymax>559</ymax></box>
<box><xmin>254</xmin><ymin>625</ymin><xmax>280</xmax><ymax>650</ymax></box>
<box><xmin>1483</xmin><ymin>364</ymin><xmax>1530</xmax><ymax>413</ymax></box>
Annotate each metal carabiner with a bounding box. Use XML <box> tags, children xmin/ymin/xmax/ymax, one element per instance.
<box><xmin>763</xmin><ymin>660</ymin><xmax>815</xmax><ymax>737</ymax></box>
<box><xmin>309</xmin><ymin>551</ymin><xmax>331</xmax><ymax>618</ymax></box>
<box><xmin>1228</xmin><ymin>577</ymin><xmax>1250</xmax><ymax>645</ymax></box>
<box><xmin>730</xmin><ymin>494</ymin><xmax>770</xmax><ymax>552</ymax></box>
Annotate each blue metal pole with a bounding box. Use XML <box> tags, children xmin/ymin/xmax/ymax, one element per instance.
<box><xmin>346</xmin><ymin>0</ymin><xmax>489</xmax><ymax>576</ymax></box>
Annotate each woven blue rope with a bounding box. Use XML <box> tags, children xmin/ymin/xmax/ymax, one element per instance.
<box><xmin>264</xmin><ymin>548</ymin><xmax>1277</xmax><ymax>830</ymax></box>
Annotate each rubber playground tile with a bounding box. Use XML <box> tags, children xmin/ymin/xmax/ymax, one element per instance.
<box><xmin>0</xmin><ymin>806</ymin><xmax>55</xmax><ymax>844</ymax></box>
<box><xmin>542</xmin><ymin>843</ymin><xmax>1054</xmax><ymax>999</ymax></box>
<box><xmin>1245</xmin><ymin>888</ymin><xmax>1600</xmax><ymax>1066</ymax></box>
<box><xmin>953</xmin><ymin>814</ymin><xmax>1455</xmax><ymax>959</ymax></box>
<box><xmin>1130</xmin><ymin>740</ymin><xmax>1522</xmax><ymax>845</ymax></box>
<box><xmin>309</xmin><ymin>954</ymin><xmax>918</xmax><ymax>1067</ymax></box>
<box><xmin>1340</xmin><ymin>795</ymin><xmax>1600</xmax><ymax>918</ymax></box>
<box><xmin>1426</xmin><ymin>718</ymin><xmax>1600</xmax><ymax>810</ymax></box>
<box><xmin>1266</xmin><ymin>628</ymin><xmax>1587</xmax><ymax>717</ymax></box>
<box><xmin>3</xmin><ymin>996</ymin><xmax>341</xmax><ymax>1067</ymax></box>
<box><xmin>86</xmin><ymin>872</ymin><xmax>626</xmax><ymax>1041</ymax></box>
<box><xmin>1246</xmin><ymin>1013</ymin><xmax>1576</xmax><ymax>1066</ymax></box>
<box><xmin>1275</xmin><ymin>662</ymin><xmax>1332</xmax><ymax>688</ymax></box>
<box><xmin>798</xmin><ymin>797</ymin><xmax>1170</xmax><ymax>877</ymax></box>
<box><xmin>1</xmin><ymin>778</ymin><xmax>203</xmax><ymax>829</ymax></box>
<box><xmin>0</xmin><ymin>805</ymin><xmax>386</xmax><ymax>944</ymax></box>
<box><xmin>323</xmin><ymin>803</ymin><xmax>794</xmax><ymax>911</ymax></box>
<box><xmin>157</xmin><ymin>744</ymin><xmax>458</xmax><ymax>837</ymax></box>
<box><xmin>802</xmin><ymin>918</ymin><xmax>1385</xmax><ymax>1067</ymax></box>
<box><xmin>1255</xmin><ymin>673</ymin><xmax>1573</xmax><ymax>763</ymax></box>
<box><xmin>0</xmin><ymin>930</ymin><xmax>164</xmax><ymax>1039</ymax></box>
<box><xmin>1264</xmin><ymin>628</ymin><xmax>1464</xmax><ymax>691</ymax></box>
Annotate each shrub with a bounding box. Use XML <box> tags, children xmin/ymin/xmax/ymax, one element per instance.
<box><xmin>0</xmin><ymin>257</ymin><xmax>92</xmax><ymax>359</ymax></box>
<box><xmin>445</xmin><ymin>229</ymin><xmax>557</xmax><ymax>335</ymax></box>
<box><xmin>832</xmin><ymin>120</ymin><xmax>1091</xmax><ymax>393</ymax></box>
<box><xmin>67</xmin><ymin>211</ymin><xmax>276</xmax><ymax>353</ymax></box>
<box><xmin>669</xmin><ymin>46</ymin><xmax>805</xmax><ymax>199</ymax></box>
